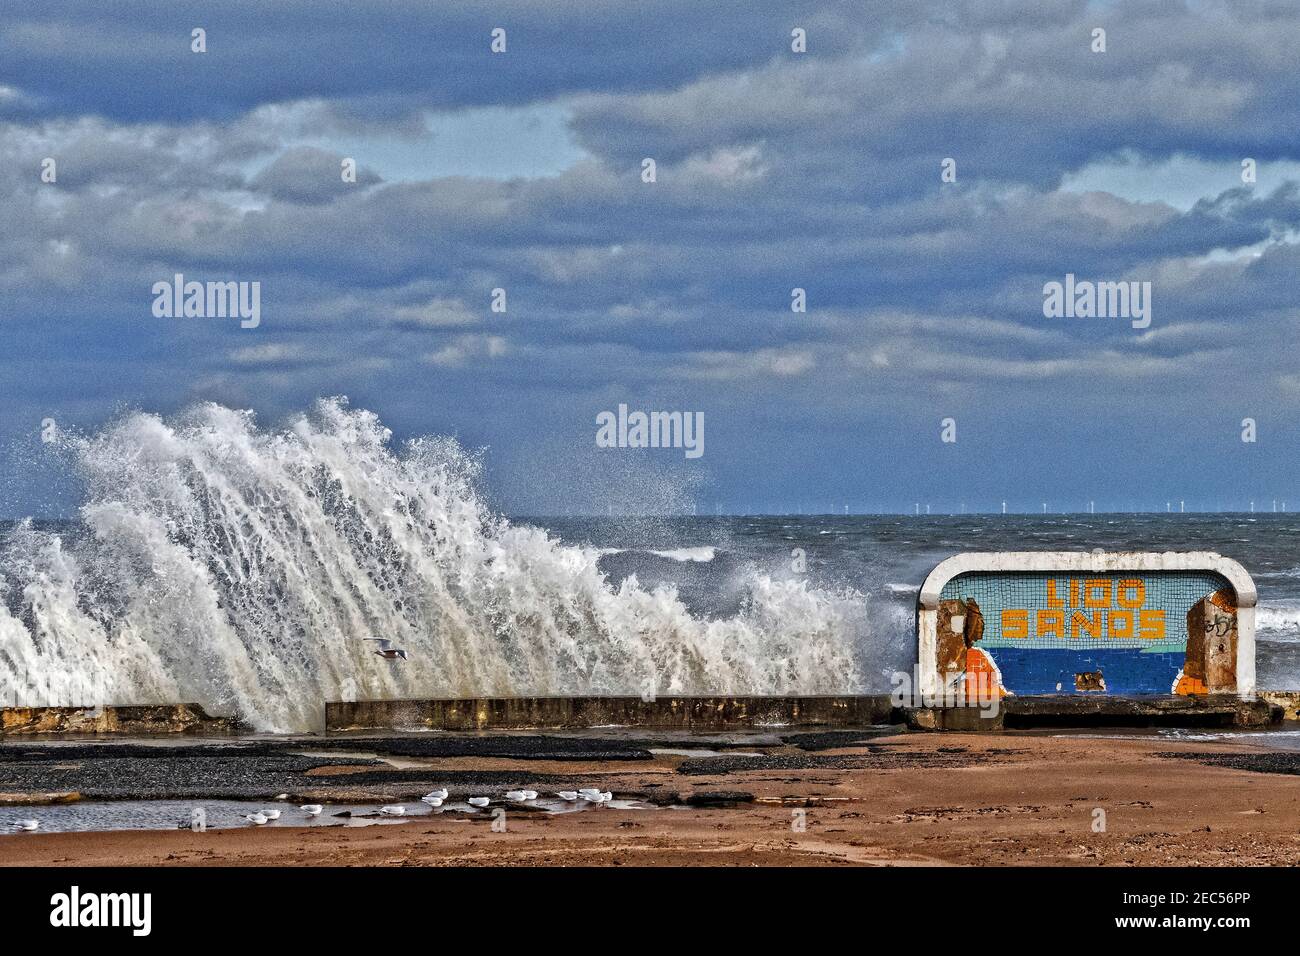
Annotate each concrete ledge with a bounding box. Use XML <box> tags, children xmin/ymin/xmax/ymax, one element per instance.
<box><xmin>906</xmin><ymin>694</ymin><xmax>1281</xmax><ymax>731</ymax></box>
<box><xmin>0</xmin><ymin>704</ymin><xmax>243</xmax><ymax>737</ymax></box>
<box><xmin>904</xmin><ymin>706</ymin><xmax>1003</xmax><ymax>731</ymax></box>
<box><xmin>325</xmin><ymin>695</ymin><xmax>897</xmax><ymax>733</ymax></box>
<box><xmin>1259</xmin><ymin>691</ymin><xmax>1300</xmax><ymax>720</ymax></box>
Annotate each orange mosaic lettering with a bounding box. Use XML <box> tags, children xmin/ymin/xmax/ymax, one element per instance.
<box><xmin>1002</xmin><ymin>608</ymin><xmax>1028</xmax><ymax>639</ymax></box>
<box><xmin>1084</xmin><ymin>579</ymin><xmax>1111</xmax><ymax>608</ymax></box>
<box><xmin>1116</xmin><ymin>579</ymin><xmax>1144</xmax><ymax>609</ymax></box>
<box><xmin>1072</xmin><ymin>610</ymin><xmax>1102</xmax><ymax>639</ymax></box>
<box><xmin>1037</xmin><ymin>608</ymin><xmax>1065</xmax><ymax>638</ymax></box>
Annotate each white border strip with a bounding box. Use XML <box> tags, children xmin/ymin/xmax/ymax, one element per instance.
<box><xmin>916</xmin><ymin>551</ymin><xmax>1257</xmax><ymax>699</ymax></box>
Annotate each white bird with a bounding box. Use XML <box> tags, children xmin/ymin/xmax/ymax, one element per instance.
<box><xmin>505</xmin><ymin>790</ymin><xmax>528</xmax><ymax>802</ymax></box>
<box><xmin>262</xmin><ymin>808</ymin><xmax>282</xmax><ymax>821</ymax></box>
<box><xmin>300</xmin><ymin>805</ymin><xmax>323</xmax><ymax>816</ymax></box>
<box><xmin>555</xmin><ymin>791</ymin><xmax>580</xmax><ymax>801</ymax></box>
<box><xmin>244</xmin><ymin>813</ymin><xmax>268</xmax><ymax>826</ymax></box>
<box><xmin>10</xmin><ymin>820</ymin><xmax>39</xmax><ymax>832</ymax></box>
<box><xmin>521</xmin><ymin>789</ymin><xmax>538</xmax><ymax>801</ymax></box>
<box><xmin>379</xmin><ymin>805</ymin><xmax>406</xmax><ymax>816</ymax></box>
<box><xmin>364</xmin><ymin>638</ymin><xmax>409</xmax><ymax>661</ymax></box>
<box><xmin>424</xmin><ymin>789</ymin><xmax>449</xmax><ymax>801</ymax></box>
<box><xmin>467</xmin><ymin>796</ymin><xmax>490</xmax><ymax>808</ymax></box>
<box><xmin>600</xmin><ymin>791</ymin><xmax>613</xmax><ymax>803</ymax></box>
<box><xmin>421</xmin><ymin>796</ymin><xmax>444</xmax><ymax>808</ymax></box>
<box><xmin>578</xmin><ymin>787</ymin><xmax>601</xmax><ymax>796</ymax></box>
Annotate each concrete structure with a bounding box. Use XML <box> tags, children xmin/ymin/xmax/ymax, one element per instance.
<box><xmin>1259</xmin><ymin>690</ymin><xmax>1300</xmax><ymax>720</ymax></box>
<box><xmin>917</xmin><ymin>551</ymin><xmax>1257</xmax><ymax>700</ymax></box>
<box><xmin>326</xmin><ymin>692</ymin><xmax>1284</xmax><ymax>733</ymax></box>
<box><xmin>0</xmin><ymin>703</ymin><xmax>242</xmax><ymax>736</ymax></box>
<box><xmin>325</xmin><ymin>695</ymin><xmax>896</xmax><ymax>733</ymax></box>
<box><xmin>904</xmin><ymin>694</ymin><xmax>1279</xmax><ymax>731</ymax></box>
<box><xmin>0</xmin><ymin>693</ymin><xmax>1284</xmax><ymax>736</ymax></box>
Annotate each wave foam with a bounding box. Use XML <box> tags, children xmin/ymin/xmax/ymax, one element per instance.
<box><xmin>0</xmin><ymin>399</ymin><xmax>864</xmax><ymax>731</ymax></box>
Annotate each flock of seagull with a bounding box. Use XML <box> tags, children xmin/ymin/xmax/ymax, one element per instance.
<box><xmin>8</xmin><ymin>786</ymin><xmax>617</xmax><ymax>832</ymax></box>
<box><xmin>8</xmin><ymin>636</ymin><xmax>596</xmax><ymax>836</ymax></box>
<box><xmin>239</xmin><ymin>787</ymin><xmax>615</xmax><ymax>825</ymax></box>
<box><xmin>7</xmin><ymin>633</ymin><xmax>597</xmax><ymax>834</ymax></box>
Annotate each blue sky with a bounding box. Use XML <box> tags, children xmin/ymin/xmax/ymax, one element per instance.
<box><xmin>1</xmin><ymin>0</ymin><xmax>1299</xmax><ymax>516</ymax></box>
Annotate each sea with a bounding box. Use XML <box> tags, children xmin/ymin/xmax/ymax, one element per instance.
<box><xmin>0</xmin><ymin>400</ymin><xmax>1296</xmax><ymax>733</ymax></box>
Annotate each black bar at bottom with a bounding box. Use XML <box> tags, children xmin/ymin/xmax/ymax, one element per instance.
<box><xmin>0</xmin><ymin>865</ymin><xmax>1276</xmax><ymax>943</ymax></box>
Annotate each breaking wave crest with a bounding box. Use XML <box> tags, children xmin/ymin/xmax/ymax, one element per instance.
<box><xmin>0</xmin><ymin>399</ymin><xmax>864</xmax><ymax>731</ymax></box>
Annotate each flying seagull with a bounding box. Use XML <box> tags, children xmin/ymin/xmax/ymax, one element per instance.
<box><xmin>364</xmin><ymin>638</ymin><xmax>409</xmax><ymax>661</ymax></box>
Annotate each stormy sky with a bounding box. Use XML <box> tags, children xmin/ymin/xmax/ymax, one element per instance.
<box><xmin>2</xmin><ymin>0</ymin><xmax>1298</xmax><ymax>515</ymax></box>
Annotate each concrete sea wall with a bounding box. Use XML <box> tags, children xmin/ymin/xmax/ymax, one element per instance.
<box><xmin>0</xmin><ymin>704</ymin><xmax>243</xmax><ymax>737</ymax></box>
<box><xmin>324</xmin><ymin>695</ymin><xmax>897</xmax><ymax>732</ymax></box>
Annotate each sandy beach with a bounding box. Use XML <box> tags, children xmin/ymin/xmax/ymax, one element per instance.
<box><xmin>4</xmin><ymin>730</ymin><xmax>1298</xmax><ymax>867</ymax></box>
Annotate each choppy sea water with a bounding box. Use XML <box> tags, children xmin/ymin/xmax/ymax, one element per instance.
<box><xmin>546</xmin><ymin>513</ymin><xmax>1300</xmax><ymax>696</ymax></box>
<box><xmin>0</xmin><ymin>400</ymin><xmax>1294</xmax><ymax>732</ymax></box>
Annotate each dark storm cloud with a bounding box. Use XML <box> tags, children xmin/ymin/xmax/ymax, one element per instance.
<box><xmin>2</xmin><ymin>0</ymin><xmax>1299</xmax><ymax>512</ymax></box>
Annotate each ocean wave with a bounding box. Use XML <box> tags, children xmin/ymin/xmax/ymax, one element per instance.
<box><xmin>0</xmin><ymin>399</ymin><xmax>864</xmax><ymax>731</ymax></box>
<box><xmin>649</xmin><ymin>546</ymin><xmax>716</xmax><ymax>563</ymax></box>
<box><xmin>1257</xmin><ymin>601</ymin><xmax>1300</xmax><ymax>642</ymax></box>
<box><xmin>596</xmin><ymin>546</ymin><xmax>717</xmax><ymax>563</ymax></box>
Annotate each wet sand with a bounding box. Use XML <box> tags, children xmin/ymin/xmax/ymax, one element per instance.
<box><xmin>4</xmin><ymin>730</ymin><xmax>1300</xmax><ymax>866</ymax></box>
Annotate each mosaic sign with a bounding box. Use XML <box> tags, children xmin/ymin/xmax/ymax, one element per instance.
<box><xmin>917</xmin><ymin>553</ymin><xmax>1256</xmax><ymax>699</ymax></box>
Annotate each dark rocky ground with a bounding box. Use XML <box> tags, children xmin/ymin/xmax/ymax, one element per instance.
<box><xmin>0</xmin><ymin>750</ymin><xmax>380</xmax><ymax>800</ymax></box>
<box><xmin>5</xmin><ymin>727</ymin><xmax>1298</xmax><ymax>804</ymax></box>
<box><xmin>1157</xmin><ymin>750</ymin><xmax>1300</xmax><ymax>775</ymax></box>
<box><xmin>674</xmin><ymin>744</ymin><xmax>1025</xmax><ymax>775</ymax></box>
<box><xmin>0</xmin><ymin>730</ymin><xmax>880</xmax><ymax>801</ymax></box>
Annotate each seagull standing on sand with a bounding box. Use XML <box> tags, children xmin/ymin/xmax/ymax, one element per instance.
<box><xmin>364</xmin><ymin>638</ymin><xmax>409</xmax><ymax>661</ymax></box>
<box><xmin>10</xmin><ymin>819</ymin><xmax>39</xmax><ymax>831</ymax></box>
<box><xmin>300</xmin><ymin>805</ymin><xmax>323</xmax><ymax>817</ymax></box>
<box><xmin>421</xmin><ymin>796</ymin><xmax>444</xmax><ymax>808</ymax></box>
